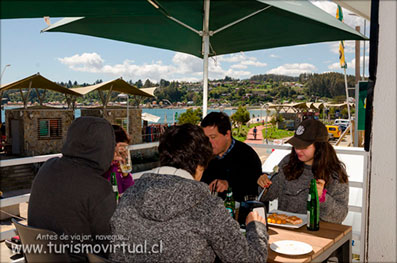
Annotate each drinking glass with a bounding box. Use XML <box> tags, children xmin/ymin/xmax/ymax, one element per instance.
<box><xmin>119</xmin><ymin>145</ymin><xmax>132</xmax><ymax>174</ymax></box>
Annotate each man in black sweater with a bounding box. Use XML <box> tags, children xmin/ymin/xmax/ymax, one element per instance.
<box><xmin>201</xmin><ymin>112</ymin><xmax>263</xmax><ymax>202</ymax></box>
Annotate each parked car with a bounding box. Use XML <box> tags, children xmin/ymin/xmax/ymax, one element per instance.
<box><xmin>326</xmin><ymin>125</ymin><xmax>342</xmax><ymax>140</ymax></box>
<box><xmin>334</xmin><ymin>119</ymin><xmax>350</xmax><ymax>132</ymax></box>
<box><xmin>334</xmin><ymin>119</ymin><xmax>349</xmax><ymax>126</ymax></box>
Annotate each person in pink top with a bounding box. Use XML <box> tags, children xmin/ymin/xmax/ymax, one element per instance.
<box><xmin>104</xmin><ymin>125</ymin><xmax>134</xmax><ymax>194</ymax></box>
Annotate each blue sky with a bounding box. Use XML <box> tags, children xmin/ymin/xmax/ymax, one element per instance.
<box><xmin>0</xmin><ymin>1</ymin><xmax>369</xmax><ymax>85</ymax></box>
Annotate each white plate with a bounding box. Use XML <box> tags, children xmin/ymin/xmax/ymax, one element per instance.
<box><xmin>267</xmin><ymin>210</ymin><xmax>307</xmax><ymax>228</ymax></box>
<box><xmin>270</xmin><ymin>240</ymin><xmax>313</xmax><ymax>255</ymax></box>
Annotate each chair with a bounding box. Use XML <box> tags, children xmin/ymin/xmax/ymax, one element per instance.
<box><xmin>87</xmin><ymin>252</ymin><xmax>113</xmax><ymax>263</ymax></box>
<box><xmin>11</xmin><ymin>218</ymin><xmax>70</xmax><ymax>262</ymax></box>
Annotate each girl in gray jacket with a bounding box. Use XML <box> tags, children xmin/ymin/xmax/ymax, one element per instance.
<box><xmin>258</xmin><ymin>119</ymin><xmax>349</xmax><ymax>224</ymax></box>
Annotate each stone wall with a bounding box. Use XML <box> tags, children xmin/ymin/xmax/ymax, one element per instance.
<box><xmin>80</xmin><ymin>107</ymin><xmax>142</xmax><ymax>144</ymax></box>
<box><xmin>5</xmin><ymin>108</ymin><xmax>74</xmax><ymax>156</ymax></box>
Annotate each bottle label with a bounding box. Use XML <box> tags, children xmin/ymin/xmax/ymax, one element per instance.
<box><xmin>112</xmin><ymin>185</ymin><xmax>118</xmax><ymax>192</ymax></box>
<box><xmin>308</xmin><ymin>194</ymin><xmax>311</xmax><ymax>202</ymax></box>
<box><xmin>307</xmin><ymin>211</ymin><xmax>310</xmax><ymax>227</ymax></box>
<box><xmin>226</xmin><ymin>207</ymin><xmax>234</xmax><ymax>217</ymax></box>
<box><xmin>226</xmin><ymin>192</ymin><xmax>232</xmax><ymax>197</ymax></box>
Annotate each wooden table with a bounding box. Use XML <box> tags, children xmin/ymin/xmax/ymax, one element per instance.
<box><xmin>267</xmin><ymin>221</ymin><xmax>352</xmax><ymax>263</ymax></box>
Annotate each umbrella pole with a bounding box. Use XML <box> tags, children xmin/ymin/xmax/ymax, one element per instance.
<box><xmin>202</xmin><ymin>0</ymin><xmax>210</xmax><ymax>119</ymax></box>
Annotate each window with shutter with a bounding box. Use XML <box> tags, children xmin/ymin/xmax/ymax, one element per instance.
<box><xmin>38</xmin><ymin>119</ymin><xmax>62</xmax><ymax>139</ymax></box>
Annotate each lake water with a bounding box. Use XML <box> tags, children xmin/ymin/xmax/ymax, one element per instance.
<box><xmin>1</xmin><ymin>106</ymin><xmax>269</xmax><ymax>124</ymax></box>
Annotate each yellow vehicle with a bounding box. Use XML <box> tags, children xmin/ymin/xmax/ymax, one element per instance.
<box><xmin>326</xmin><ymin>125</ymin><xmax>341</xmax><ymax>140</ymax></box>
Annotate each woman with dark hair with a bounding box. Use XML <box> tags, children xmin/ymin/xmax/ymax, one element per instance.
<box><xmin>110</xmin><ymin>124</ymin><xmax>268</xmax><ymax>263</ymax></box>
<box><xmin>258</xmin><ymin>119</ymin><xmax>349</xmax><ymax>223</ymax></box>
<box><xmin>103</xmin><ymin>125</ymin><xmax>134</xmax><ymax>195</ymax></box>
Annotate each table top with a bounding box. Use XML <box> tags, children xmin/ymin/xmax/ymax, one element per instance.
<box><xmin>267</xmin><ymin>221</ymin><xmax>352</xmax><ymax>263</ymax></box>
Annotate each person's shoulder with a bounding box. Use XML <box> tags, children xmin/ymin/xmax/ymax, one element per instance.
<box><xmin>279</xmin><ymin>154</ymin><xmax>291</xmax><ymax>166</ymax></box>
<box><xmin>233</xmin><ymin>139</ymin><xmax>255</xmax><ymax>152</ymax></box>
<box><xmin>233</xmin><ymin>140</ymin><xmax>260</xmax><ymax>157</ymax></box>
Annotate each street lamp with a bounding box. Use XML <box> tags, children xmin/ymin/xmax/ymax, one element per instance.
<box><xmin>0</xmin><ymin>64</ymin><xmax>11</xmax><ymax>81</ymax></box>
<box><xmin>264</xmin><ymin>103</ymin><xmax>269</xmax><ymax>144</ymax></box>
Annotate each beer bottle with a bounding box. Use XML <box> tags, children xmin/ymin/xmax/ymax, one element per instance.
<box><xmin>307</xmin><ymin>179</ymin><xmax>320</xmax><ymax>231</ymax></box>
<box><xmin>224</xmin><ymin>188</ymin><xmax>235</xmax><ymax>218</ymax></box>
<box><xmin>111</xmin><ymin>172</ymin><xmax>119</xmax><ymax>202</ymax></box>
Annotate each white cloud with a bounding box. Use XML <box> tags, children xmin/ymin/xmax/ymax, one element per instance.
<box><xmin>267</xmin><ymin>63</ymin><xmax>316</xmax><ymax>76</ymax></box>
<box><xmin>172</xmin><ymin>53</ymin><xmax>202</xmax><ymax>74</ymax></box>
<box><xmin>241</xmin><ymin>60</ymin><xmax>267</xmax><ymax>67</ymax></box>
<box><xmin>327</xmin><ymin>55</ymin><xmax>369</xmax><ymax>71</ymax></box>
<box><xmin>216</xmin><ymin>53</ymin><xmax>247</xmax><ymax>63</ymax></box>
<box><xmin>58</xmin><ymin>52</ymin><xmax>104</xmax><ymax>72</ymax></box>
<box><xmin>270</xmin><ymin>54</ymin><xmax>279</xmax><ymax>58</ymax></box>
<box><xmin>58</xmin><ymin>51</ymin><xmax>256</xmax><ymax>82</ymax></box>
<box><xmin>231</xmin><ymin>64</ymin><xmax>248</xmax><ymax>69</ymax></box>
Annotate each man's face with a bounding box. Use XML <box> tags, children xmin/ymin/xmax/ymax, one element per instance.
<box><xmin>203</xmin><ymin>125</ymin><xmax>231</xmax><ymax>157</ymax></box>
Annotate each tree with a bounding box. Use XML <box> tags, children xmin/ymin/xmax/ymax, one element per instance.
<box><xmin>159</xmin><ymin>79</ymin><xmax>170</xmax><ymax>87</ymax></box>
<box><xmin>270</xmin><ymin>112</ymin><xmax>284</xmax><ymax>129</ymax></box>
<box><xmin>144</xmin><ymin>79</ymin><xmax>154</xmax><ymax>88</ymax></box>
<box><xmin>135</xmin><ymin>79</ymin><xmax>143</xmax><ymax>88</ymax></box>
<box><xmin>178</xmin><ymin>108</ymin><xmax>202</xmax><ymax>125</ymax></box>
<box><xmin>231</xmin><ymin>106</ymin><xmax>250</xmax><ymax>132</ymax></box>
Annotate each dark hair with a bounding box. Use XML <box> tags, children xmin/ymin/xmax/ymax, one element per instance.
<box><xmin>112</xmin><ymin>125</ymin><xmax>130</xmax><ymax>143</ymax></box>
<box><xmin>200</xmin><ymin>112</ymin><xmax>231</xmax><ymax>135</ymax></box>
<box><xmin>283</xmin><ymin>142</ymin><xmax>348</xmax><ymax>184</ymax></box>
<box><xmin>159</xmin><ymin>124</ymin><xmax>213</xmax><ymax>176</ymax></box>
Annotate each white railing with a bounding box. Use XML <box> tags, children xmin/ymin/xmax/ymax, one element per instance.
<box><xmin>0</xmin><ymin>142</ymin><xmax>159</xmax><ymax>168</ymax></box>
<box><xmin>0</xmin><ymin>142</ymin><xmax>159</xmax><ymax>241</ymax></box>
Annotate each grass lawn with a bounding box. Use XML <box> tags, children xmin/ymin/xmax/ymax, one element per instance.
<box><xmin>263</xmin><ymin>127</ymin><xmax>294</xmax><ymax>140</ymax></box>
<box><xmin>232</xmin><ymin>124</ymin><xmax>293</xmax><ymax>142</ymax></box>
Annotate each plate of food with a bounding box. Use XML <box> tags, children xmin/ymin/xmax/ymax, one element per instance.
<box><xmin>270</xmin><ymin>240</ymin><xmax>313</xmax><ymax>255</ymax></box>
<box><xmin>267</xmin><ymin>210</ymin><xmax>307</xmax><ymax>228</ymax></box>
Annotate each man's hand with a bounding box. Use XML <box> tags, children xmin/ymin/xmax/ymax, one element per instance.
<box><xmin>209</xmin><ymin>179</ymin><xmax>229</xmax><ymax>193</ymax></box>
<box><xmin>257</xmin><ymin>174</ymin><xmax>272</xmax><ymax>188</ymax></box>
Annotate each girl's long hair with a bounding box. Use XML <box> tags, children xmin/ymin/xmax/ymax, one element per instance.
<box><xmin>283</xmin><ymin>142</ymin><xmax>348</xmax><ymax>184</ymax></box>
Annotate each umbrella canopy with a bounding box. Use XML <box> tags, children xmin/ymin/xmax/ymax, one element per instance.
<box><xmin>142</xmin><ymin>112</ymin><xmax>161</xmax><ymax>123</ymax></box>
<box><xmin>1</xmin><ymin>0</ymin><xmax>367</xmax><ymax>117</ymax></box>
<box><xmin>70</xmin><ymin>78</ymin><xmax>153</xmax><ymax>107</ymax></box>
<box><xmin>40</xmin><ymin>1</ymin><xmax>366</xmax><ymax>57</ymax></box>
<box><xmin>0</xmin><ymin>73</ymin><xmax>81</xmax><ymax>96</ymax></box>
<box><xmin>70</xmin><ymin>78</ymin><xmax>153</xmax><ymax>97</ymax></box>
<box><xmin>140</xmin><ymin>87</ymin><xmax>158</xmax><ymax>97</ymax></box>
<box><xmin>0</xmin><ymin>73</ymin><xmax>82</xmax><ymax>112</ymax></box>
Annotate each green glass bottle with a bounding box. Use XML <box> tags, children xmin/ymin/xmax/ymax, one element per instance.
<box><xmin>224</xmin><ymin>188</ymin><xmax>235</xmax><ymax>218</ymax></box>
<box><xmin>111</xmin><ymin>172</ymin><xmax>119</xmax><ymax>202</ymax></box>
<box><xmin>307</xmin><ymin>179</ymin><xmax>320</xmax><ymax>231</ymax></box>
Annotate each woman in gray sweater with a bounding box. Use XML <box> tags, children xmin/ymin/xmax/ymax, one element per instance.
<box><xmin>258</xmin><ymin>119</ymin><xmax>349</xmax><ymax>224</ymax></box>
<box><xmin>110</xmin><ymin>124</ymin><xmax>268</xmax><ymax>262</ymax></box>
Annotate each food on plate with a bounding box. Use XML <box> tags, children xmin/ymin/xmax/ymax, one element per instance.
<box><xmin>285</xmin><ymin>216</ymin><xmax>303</xmax><ymax>225</ymax></box>
<box><xmin>267</xmin><ymin>213</ymin><xmax>303</xmax><ymax>225</ymax></box>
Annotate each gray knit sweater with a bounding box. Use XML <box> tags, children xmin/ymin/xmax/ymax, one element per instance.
<box><xmin>260</xmin><ymin>155</ymin><xmax>349</xmax><ymax>224</ymax></box>
<box><xmin>110</xmin><ymin>167</ymin><xmax>268</xmax><ymax>262</ymax></box>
